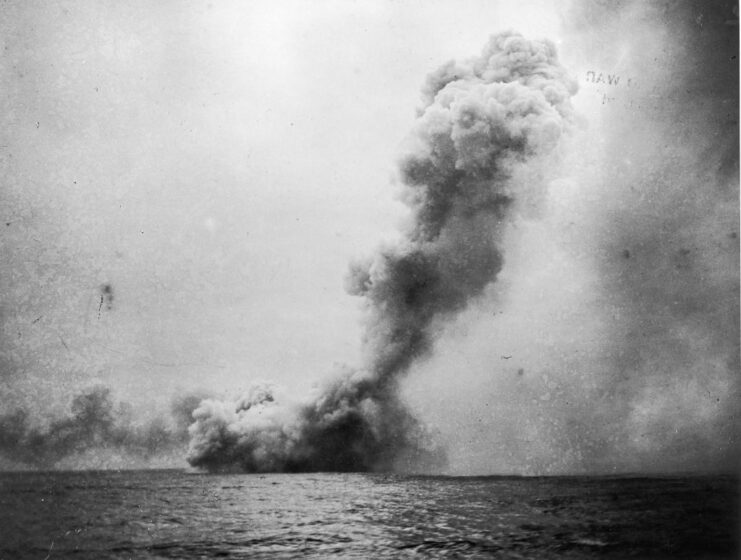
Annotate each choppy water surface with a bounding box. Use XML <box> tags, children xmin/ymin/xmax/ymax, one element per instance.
<box><xmin>0</xmin><ymin>470</ymin><xmax>737</xmax><ymax>559</ymax></box>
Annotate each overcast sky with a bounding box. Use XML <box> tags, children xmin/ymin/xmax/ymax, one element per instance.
<box><xmin>1</xmin><ymin>0</ymin><xmax>569</xmax><ymax>403</ymax></box>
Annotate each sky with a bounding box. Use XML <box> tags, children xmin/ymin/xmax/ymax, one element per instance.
<box><xmin>0</xmin><ymin>0</ymin><xmax>738</xmax><ymax>473</ymax></box>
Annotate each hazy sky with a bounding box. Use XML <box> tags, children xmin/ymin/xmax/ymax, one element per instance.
<box><xmin>1</xmin><ymin>0</ymin><xmax>566</xmax><ymax>403</ymax></box>
<box><xmin>1</xmin><ymin>1</ymin><xmax>738</xmax><ymax>473</ymax></box>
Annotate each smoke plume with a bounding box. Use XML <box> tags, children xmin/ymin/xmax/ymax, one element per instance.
<box><xmin>186</xmin><ymin>32</ymin><xmax>577</xmax><ymax>473</ymax></box>
<box><xmin>0</xmin><ymin>386</ymin><xmax>205</xmax><ymax>469</ymax></box>
<box><xmin>402</xmin><ymin>1</ymin><xmax>739</xmax><ymax>475</ymax></box>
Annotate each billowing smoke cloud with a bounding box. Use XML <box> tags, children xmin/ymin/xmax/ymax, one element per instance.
<box><xmin>402</xmin><ymin>0</ymin><xmax>738</xmax><ymax>475</ymax></box>
<box><xmin>0</xmin><ymin>386</ymin><xmax>206</xmax><ymax>469</ymax></box>
<box><xmin>186</xmin><ymin>32</ymin><xmax>577</xmax><ymax>473</ymax></box>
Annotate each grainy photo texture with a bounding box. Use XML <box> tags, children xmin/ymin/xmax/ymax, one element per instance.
<box><xmin>0</xmin><ymin>1</ymin><xmax>738</xmax><ymax>558</ymax></box>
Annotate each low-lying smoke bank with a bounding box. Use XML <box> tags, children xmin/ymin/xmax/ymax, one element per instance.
<box><xmin>186</xmin><ymin>32</ymin><xmax>577</xmax><ymax>473</ymax></box>
<box><xmin>0</xmin><ymin>387</ymin><xmax>203</xmax><ymax>469</ymax></box>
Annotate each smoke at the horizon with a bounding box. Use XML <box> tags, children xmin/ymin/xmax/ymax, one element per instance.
<box><xmin>0</xmin><ymin>386</ymin><xmax>205</xmax><ymax>470</ymax></box>
<box><xmin>186</xmin><ymin>31</ymin><xmax>578</xmax><ymax>473</ymax></box>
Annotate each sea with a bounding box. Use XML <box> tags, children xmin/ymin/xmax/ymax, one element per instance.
<box><xmin>0</xmin><ymin>470</ymin><xmax>737</xmax><ymax>559</ymax></box>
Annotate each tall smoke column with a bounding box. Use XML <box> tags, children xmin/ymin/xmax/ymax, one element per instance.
<box><xmin>407</xmin><ymin>1</ymin><xmax>738</xmax><ymax>475</ymax></box>
<box><xmin>186</xmin><ymin>31</ymin><xmax>577</xmax><ymax>473</ymax></box>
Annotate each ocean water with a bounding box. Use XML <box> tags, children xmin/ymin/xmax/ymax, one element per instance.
<box><xmin>0</xmin><ymin>470</ymin><xmax>736</xmax><ymax>559</ymax></box>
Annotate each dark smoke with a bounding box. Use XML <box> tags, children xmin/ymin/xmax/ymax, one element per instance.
<box><xmin>0</xmin><ymin>386</ymin><xmax>205</xmax><ymax>469</ymax></box>
<box><xmin>397</xmin><ymin>0</ymin><xmax>738</xmax><ymax>476</ymax></box>
<box><xmin>186</xmin><ymin>32</ymin><xmax>577</xmax><ymax>473</ymax></box>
